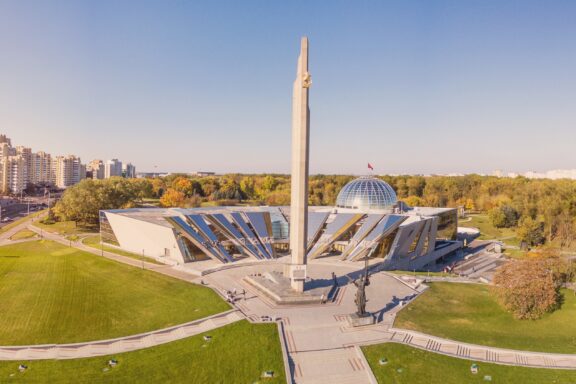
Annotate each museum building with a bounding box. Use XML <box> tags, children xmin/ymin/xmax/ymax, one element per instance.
<box><xmin>100</xmin><ymin>176</ymin><xmax>461</xmax><ymax>271</ymax></box>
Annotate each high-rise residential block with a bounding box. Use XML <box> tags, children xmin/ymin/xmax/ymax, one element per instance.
<box><xmin>30</xmin><ymin>151</ymin><xmax>53</xmax><ymax>184</ymax></box>
<box><xmin>122</xmin><ymin>162</ymin><xmax>136</xmax><ymax>178</ymax></box>
<box><xmin>88</xmin><ymin>159</ymin><xmax>105</xmax><ymax>179</ymax></box>
<box><xmin>54</xmin><ymin>155</ymin><xmax>84</xmax><ymax>188</ymax></box>
<box><xmin>105</xmin><ymin>159</ymin><xmax>123</xmax><ymax>179</ymax></box>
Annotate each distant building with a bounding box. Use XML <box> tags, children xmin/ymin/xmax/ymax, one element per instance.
<box><xmin>491</xmin><ymin>169</ymin><xmax>576</xmax><ymax>180</ymax></box>
<box><xmin>1</xmin><ymin>155</ymin><xmax>27</xmax><ymax>194</ymax></box>
<box><xmin>88</xmin><ymin>159</ymin><xmax>105</xmax><ymax>180</ymax></box>
<box><xmin>105</xmin><ymin>159</ymin><xmax>123</xmax><ymax>179</ymax></box>
<box><xmin>30</xmin><ymin>151</ymin><xmax>53</xmax><ymax>185</ymax></box>
<box><xmin>193</xmin><ymin>171</ymin><xmax>215</xmax><ymax>177</ymax></box>
<box><xmin>16</xmin><ymin>146</ymin><xmax>32</xmax><ymax>185</ymax></box>
<box><xmin>54</xmin><ymin>155</ymin><xmax>84</xmax><ymax>188</ymax></box>
<box><xmin>0</xmin><ymin>142</ymin><xmax>25</xmax><ymax>194</ymax></box>
<box><xmin>0</xmin><ymin>133</ymin><xmax>90</xmax><ymax>193</ymax></box>
<box><xmin>136</xmin><ymin>172</ymin><xmax>169</xmax><ymax>178</ymax></box>
<box><xmin>122</xmin><ymin>163</ymin><xmax>136</xmax><ymax>178</ymax></box>
<box><xmin>0</xmin><ymin>135</ymin><xmax>12</xmax><ymax>147</ymax></box>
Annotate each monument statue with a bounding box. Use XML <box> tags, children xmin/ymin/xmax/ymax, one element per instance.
<box><xmin>353</xmin><ymin>274</ymin><xmax>370</xmax><ymax>316</ymax></box>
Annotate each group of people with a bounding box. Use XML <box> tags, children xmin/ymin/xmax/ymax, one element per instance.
<box><xmin>224</xmin><ymin>287</ymin><xmax>246</xmax><ymax>304</ymax></box>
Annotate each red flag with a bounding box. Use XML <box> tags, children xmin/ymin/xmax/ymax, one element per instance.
<box><xmin>368</xmin><ymin>163</ymin><xmax>374</xmax><ymax>171</ymax></box>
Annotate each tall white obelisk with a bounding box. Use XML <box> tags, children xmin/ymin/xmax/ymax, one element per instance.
<box><xmin>289</xmin><ymin>37</ymin><xmax>311</xmax><ymax>292</ymax></box>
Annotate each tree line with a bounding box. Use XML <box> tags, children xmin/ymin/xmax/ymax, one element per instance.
<box><xmin>53</xmin><ymin>174</ymin><xmax>576</xmax><ymax>249</ymax></box>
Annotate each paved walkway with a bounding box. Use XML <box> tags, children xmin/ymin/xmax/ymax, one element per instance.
<box><xmin>204</xmin><ymin>263</ymin><xmax>576</xmax><ymax>383</ymax></box>
<box><xmin>380</xmin><ymin>328</ymin><xmax>576</xmax><ymax>369</ymax></box>
<box><xmin>0</xmin><ymin>310</ymin><xmax>243</xmax><ymax>360</ymax></box>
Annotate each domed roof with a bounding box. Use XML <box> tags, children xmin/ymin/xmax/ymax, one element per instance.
<box><xmin>336</xmin><ymin>177</ymin><xmax>398</xmax><ymax>211</ymax></box>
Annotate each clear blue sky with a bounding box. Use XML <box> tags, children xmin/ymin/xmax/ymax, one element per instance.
<box><xmin>1</xmin><ymin>1</ymin><xmax>575</xmax><ymax>174</ymax></box>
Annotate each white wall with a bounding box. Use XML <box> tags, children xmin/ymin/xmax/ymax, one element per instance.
<box><xmin>105</xmin><ymin>212</ymin><xmax>185</xmax><ymax>264</ymax></box>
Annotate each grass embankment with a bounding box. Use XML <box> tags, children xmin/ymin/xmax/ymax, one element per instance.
<box><xmin>82</xmin><ymin>235</ymin><xmax>163</xmax><ymax>265</ymax></box>
<box><xmin>363</xmin><ymin>343</ymin><xmax>576</xmax><ymax>384</ymax></box>
<box><xmin>460</xmin><ymin>214</ymin><xmax>525</xmax><ymax>258</ymax></box>
<box><xmin>0</xmin><ymin>320</ymin><xmax>285</xmax><ymax>384</ymax></box>
<box><xmin>0</xmin><ymin>210</ymin><xmax>46</xmax><ymax>234</ymax></box>
<box><xmin>32</xmin><ymin>220</ymin><xmax>97</xmax><ymax>236</ymax></box>
<box><xmin>396</xmin><ymin>283</ymin><xmax>576</xmax><ymax>353</ymax></box>
<box><xmin>460</xmin><ymin>214</ymin><xmax>517</xmax><ymax>243</ymax></box>
<box><xmin>0</xmin><ymin>240</ymin><xmax>229</xmax><ymax>345</ymax></box>
<box><xmin>9</xmin><ymin>229</ymin><xmax>38</xmax><ymax>241</ymax></box>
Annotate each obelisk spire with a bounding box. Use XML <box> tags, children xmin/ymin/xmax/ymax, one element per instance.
<box><xmin>289</xmin><ymin>37</ymin><xmax>311</xmax><ymax>292</ymax></box>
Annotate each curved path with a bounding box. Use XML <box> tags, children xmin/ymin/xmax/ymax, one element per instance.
<box><xmin>0</xmin><ymin>310</ymin><xmax>242</xmax><ymax>361</ymax></box>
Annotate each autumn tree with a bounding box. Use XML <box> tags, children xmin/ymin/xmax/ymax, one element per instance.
<box><xmin>517</xmin><ymin>216</ymin><xmax>545</xmax><ymax>246</ymax></box>
<box><xmin>54</xmin><ymin>178</ymin><xmax>151</xmax><ymax>225</ymax></box>
<box><xmin>489</xmin><ymin>205</ymin><xmax>519</xmax><ymax>228</ymax></box>
<box><xmin>159</xmin><ymin>188</ymin><xmax>186</xmax><ymax>207</ymax></box>
<box><xmin>493</xmin><ymin>258</ymin><xmax>560</xmax><ymax>319</ymax></box>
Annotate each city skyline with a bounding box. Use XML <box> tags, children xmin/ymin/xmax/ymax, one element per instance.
<box><xmin>1</xmin><ymin>1</ymin><xmax>576</xmax><ymax>174</ymax></box>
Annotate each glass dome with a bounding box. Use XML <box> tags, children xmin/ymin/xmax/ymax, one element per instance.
<box><xmin>336</xmin><ymin>177</ymin><xmax>398</xmax><ymax>211</ymax></box>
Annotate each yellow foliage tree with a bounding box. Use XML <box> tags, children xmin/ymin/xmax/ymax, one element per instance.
<box><xmin>160</xmin><ymin>189</ymin><xmax>186</xmax><ymax>208</ymax></box>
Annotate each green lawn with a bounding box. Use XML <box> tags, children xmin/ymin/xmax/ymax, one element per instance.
<box><xmin>0</xmin><ymin>320</ymin><xmax>285</xmax><ymax>384</ymax></box>
<box><xmin>32</xmin><ymin>220</ymin><xmax>97</xmax><ymax>236</ymax></box>
<box><xmin>82</xmin><ymin>235</ymin><xmax>163</xmax><ymax>265</ymax></box>
<box><xmin>0</xmin><ymin>240</ymin><xmax>229</xmax><ymax>345</ymax></box>
<box><xmin>9</xmin><ymin>229</ymin><xmax>38</xmax><ymax>241</ymax></box>
<box><xmin>460</xmin><ymin>214</ymin><xmax>526</xmax><ymax>258</ymax></box>
<box><xmin>363</xmin><ymin>343</ymin><xmax>576</xmax><ymax>384</ymax></box>
<box><xmin>396</xmin><ymin>283</ymin><xmax>576</xmax><ymax>353</ymax></box>
<box><xmin>461</xmin><ymin>215</ymin><xmax>518</xmax><ymax>244</ymax></box>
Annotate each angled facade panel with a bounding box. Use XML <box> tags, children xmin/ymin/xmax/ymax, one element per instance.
<box><xmin>394</xmin><ymin>220</ymin><xmax>426</xmax><ymax>257</ymax></box>
<box><xmin>414</xmin><ymin>220</ymin><xmax>431</xmax><ymax>257</ymax></box>
<box><xmin>230</xmin><ymin>212</ymin><xmax>270</xmax><ymax>259</ymax></box>
<box><xmin>206</xmin><ymin>213</ymin><xmax>260</xmax><ymax>260</ymax></box>
<box><xmin>307</xmin><ymin>212</ymin><xmax>330</xmax><ymax>249</ymax></box>
<box><xmin>165</xmin><ymin>216</ymin><xmax>227</xmax><ymax>263</ymax></box>
<box><xmin>339</xmin><ymin>214</ymin><xmax>384</xmax><ymax>260</ymax></box>
<box><xmin>245</xmin><ymin>212</ymin><xmax>276</xmax><ymax>258</ymax></box>
<box><xmin>186</xmin><ymin>214</ymin><xmax>234</xmax><ymax>262</ymax></box>
<box><xmin>347</xmin><ymin>214</ymin><xmax>407</xmax><ymax>261</ymax></box>
<box><xmin>308</xmin><ymin>213</ymin><xmax>364</xmax><ymax>259</ymax></box>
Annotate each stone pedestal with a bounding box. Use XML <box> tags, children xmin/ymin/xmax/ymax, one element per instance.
<box><xmin>244</xmin><ymin>271</ymin><xmax>329</xmax><ymax>306</ymax></box>
<box><xmin>346</xmin><ymin>313</ymin><xmax>375</xmax><ymax>327</ymax></box>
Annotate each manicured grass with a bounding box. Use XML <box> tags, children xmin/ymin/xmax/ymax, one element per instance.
<box><xmin>396</xmin><ymin>283</ymin><xmax>576</xmax><ymax>353</ymax></box>
<box><xmin>0</xmin><ymin>240</ymin><xmax>229</xmax><ymax>345</ymax></box>
<box><xmin>9</xmin><ymin>229</ymin><xmax>38</xmax><ymax>241</ymax></box>
<box><xmin>363</xmin><ymin>343</ymin><xmax>576</xmax><ymax>384</ymax></box>
<box><xmin>460</xmin><ymin>214</ymin><xmax>526</xmax><ymax>258</ymax></box>
<box><xmin>461</xmin><ymin>215</ymin><xmax>519</xmax><ymax>244</ymax></box>
<box><xmin>0</xmin><ymin>210</ymin><xmax>46</xmax><ymax>234</ymax></box>
<box><xmin>32</xmin><ymin>220</ymin><xmax>97</xmax><ymax>236</ymax></box>
<box><xmin>0</xmin><ymin>320</ymin><xmax>285</xmax><ymax>384</ymax></box>
<box><xmin>82</xmin><ymin>235</ymin><xmax>163</xmax><ymax>265</ymax></box>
